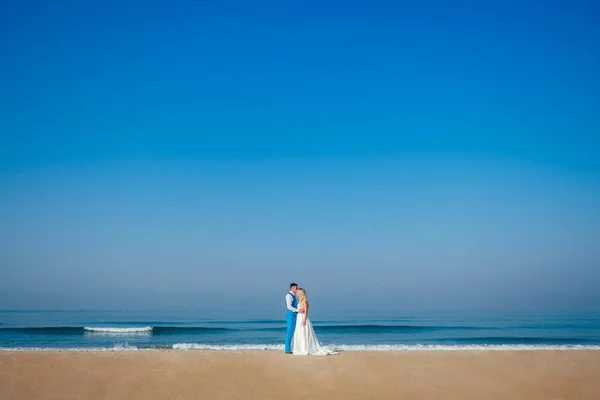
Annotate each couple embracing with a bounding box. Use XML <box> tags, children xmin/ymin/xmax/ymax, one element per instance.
<box><xmin>285</xmin><ymin>283</ymin><xmax>335</xmax><ymax>355</ymax></box>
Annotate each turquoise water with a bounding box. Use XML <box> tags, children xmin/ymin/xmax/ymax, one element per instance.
<box><xmin>1</xmin><ymin>310</ymin><xmax>599</xmax><ymax>351</ymax></box>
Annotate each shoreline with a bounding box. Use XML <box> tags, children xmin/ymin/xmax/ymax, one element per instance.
<box><xmin>2</xmin><ymin>344</ymin><xmax>600</xmax><ymax>352</ymax></box>
<box><xmin>2</xmin><ymin>350</ymin><xmax>599</xmax><ymax>399</ymax></box>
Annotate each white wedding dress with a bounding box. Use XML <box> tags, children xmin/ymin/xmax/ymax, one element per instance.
<box><xmin>291</xmin><ymin>307</ymin><xmax>334</xmax><ymax>355</ymax></box>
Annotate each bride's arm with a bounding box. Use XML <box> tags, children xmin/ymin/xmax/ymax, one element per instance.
<box><xmin>302</xmin><ymin>302</ymin><xmax>309</xmax><ymax>326</ymax></box>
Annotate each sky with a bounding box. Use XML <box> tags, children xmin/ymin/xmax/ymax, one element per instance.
<box><xmin>1</xmin><ymin>0</ymin><xmax>599</xmax><ymax>312</ymax></box>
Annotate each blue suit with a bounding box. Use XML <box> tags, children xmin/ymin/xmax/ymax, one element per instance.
<box><xmin>285</xmin><ymin>292</ymin><xmax>298</xmax><ymax>353</ymax></box>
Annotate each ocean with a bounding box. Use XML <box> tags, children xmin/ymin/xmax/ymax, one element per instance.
<box><xmin>1</xmin><ymin>309</ymin><xmax>599</xmax><ymax>351</ymax></box>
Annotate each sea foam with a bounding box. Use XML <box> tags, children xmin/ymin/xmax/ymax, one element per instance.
<box><xmin>170</xmin><ymin>343</ymin><xmax>600</xmax><ymax>351</ymax></box>
<box><xmin>84</xmin><ymin>326</ymin><xmax>153</xmax><ymax>333</ymax></box>
<box><xmin>2</xmin><ymin>343</ymin><xmax>600</xmax><ymax>352</ymax></box>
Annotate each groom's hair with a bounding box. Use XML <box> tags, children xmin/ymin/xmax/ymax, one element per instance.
<box><xmin>290</xmin><ymin>283</ymin><xmax>298</xmax><ymax>289</ymax></box>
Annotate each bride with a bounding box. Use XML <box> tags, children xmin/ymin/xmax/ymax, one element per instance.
<box><xmin>291</xmin><ymin>288</ymin><xmax>335</xmax><ymax>355</ymax></box>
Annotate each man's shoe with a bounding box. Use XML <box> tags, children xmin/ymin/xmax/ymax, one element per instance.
<box><xmin>285</xmin><ymin>351</ymin><xmax>293</xmax><ymax>354</ymax></box>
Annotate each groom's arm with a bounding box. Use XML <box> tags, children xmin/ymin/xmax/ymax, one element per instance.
<box><xmin>286</xmin><ymin>294</ymin><xmax>299</xmax><ymax>313</ymax></box>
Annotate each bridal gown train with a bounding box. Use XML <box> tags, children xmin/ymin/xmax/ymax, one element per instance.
<box><xmin>291</xmin><ymin>315</ymin><xmax>334</xmax><ymax>355</ymax></box>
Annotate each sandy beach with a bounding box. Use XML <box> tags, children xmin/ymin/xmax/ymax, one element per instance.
<box><xmin>1</xmin><ymin>350</ymin><xmax>599</xmax><ymax>399</ymax></box>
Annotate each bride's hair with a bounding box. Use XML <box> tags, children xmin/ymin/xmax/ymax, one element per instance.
<box><xmin>296</xmin><ymin>288</ymin><xmax>307</xmax><ymax>306</ymax></box>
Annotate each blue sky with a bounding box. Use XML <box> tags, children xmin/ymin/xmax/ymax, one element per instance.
<box><xmin>1</xmin><ymin>0</ymin><xmax>599</xmax><ymax>311</ymax></box>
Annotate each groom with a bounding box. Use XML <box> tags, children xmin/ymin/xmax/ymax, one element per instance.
<box><xmin>285</xmin><ymin>283</ymin><xmax>304</xmax><ymax>354</ymax></box>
